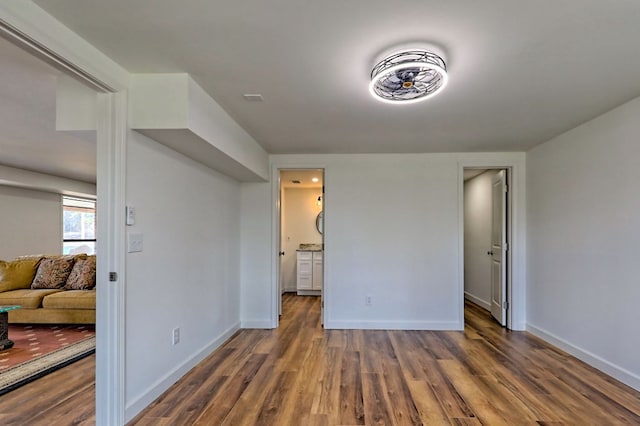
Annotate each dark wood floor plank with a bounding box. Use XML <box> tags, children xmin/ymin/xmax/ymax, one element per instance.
<box><xmin>339</xmin><ymin>350</ymin><xmax>365</xmax><ymax>425</ymax></box>
<box><xmin>362</xmin><ymin>372</ymin><xmax>394</xmax><ymax>425</ymax></box>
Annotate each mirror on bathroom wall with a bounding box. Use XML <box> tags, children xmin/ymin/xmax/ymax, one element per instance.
<box><xmin>316</xmin><ymin>211</ymin><xmax>324</xmax><ymax>234</ymax></box>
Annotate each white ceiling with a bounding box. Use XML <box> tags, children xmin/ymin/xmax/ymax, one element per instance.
<box><xmin>0</xmin><ymin>36</ymin><xmax>97</xmax><ymax>183</ymax></box>
<box><xmin>2</xmin><ymin>1</ymin><xmax>640</xmax><ymax>182</ymax></box>
<box><xmin>31</xmin><ymin>0</ymin><xmax>640</xmax><ymax>156</ymax></box>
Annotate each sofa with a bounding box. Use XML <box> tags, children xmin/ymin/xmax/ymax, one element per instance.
<box><xmin>0</xmin><ymin>254</ymin><xmax>96</xmax><ymax>324</ymax></box>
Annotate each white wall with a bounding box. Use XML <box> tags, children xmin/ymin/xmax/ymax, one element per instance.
<box><xmin>239</xmin><ymin>181</ymin><xmax>272</xmax><ymax>328</ymax></box>
<box><xmin>463</xmin><ymin>170</ymin><xmax>497</xmax><ymax>310</ymax></box>
<box><xmin>124</xmin><ymin>131</ymin><xmax>242</xmax><ymax>418</ymax></box>
<box><xmin>0</xmin><ymin>185</ymin><xmax>61</xmax><ymax>259</ymax></box>
<box><xmin>240</xmin><ymin>152</ymin><xmax>526</xmax><ymax>331</ymax></box>
<box><xmin>527</xmin><ymin>97</ymin><xmax>640</xmax><ymax>391</ymax></box>
<box><xmin>282</xmin><ymin>188</ymin><xmax>322</xmax><ymax>291</ymax></box>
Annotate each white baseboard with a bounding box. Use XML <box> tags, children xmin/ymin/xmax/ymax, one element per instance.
<box><xmin>125</xmin><ymin>322</ymin><xmax>240</xmax><ymax>422</ymax></box>
<box><xmin>527</xmin><ymin>323</ymin><xmax>640</xmax><ymax>392</ymax></box>
<box><xmin>324</xmin><ymin>320</ymin><xmax>462</xmax><ymax>331</ymax></box>
<box><xmin>464</xmin><ymin>292</ymin><xmax>491</xmax><ymax>311</ymax></box>
<box><xmin>241</xmin><ymin>320</ymin><xmax>273</xmax><ymax>329</ymax></box>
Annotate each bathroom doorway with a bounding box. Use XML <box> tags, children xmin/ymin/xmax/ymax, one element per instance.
<box><xmin>277</xmin><ymin>169</ymin><xmax>324</xmax><ymax>323</ymax></box>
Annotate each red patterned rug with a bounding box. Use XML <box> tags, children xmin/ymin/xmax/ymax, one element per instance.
<box><xmin>0</xmin><ymin>325</ymin><xmax>95</xmax><ymax>394</ymax></box>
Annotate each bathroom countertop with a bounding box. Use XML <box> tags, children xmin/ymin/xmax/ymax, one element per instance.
<box><xmin>297</xmin><ymin>244</ymin><xmax>323</xmax><ymax>251</ymax></box>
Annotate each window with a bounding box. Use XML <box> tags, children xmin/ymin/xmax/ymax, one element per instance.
<box><xmin>63</xmin><ymin>196</ymin><xmax>96</xmax><ymax>255</ymax></box>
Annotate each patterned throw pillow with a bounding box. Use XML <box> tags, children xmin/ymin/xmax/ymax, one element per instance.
<box><xmin>65</xmin><ymin>255</ymin><xmax>96</xmax><ymax>290</ymax></box>
<box><xmin>31</xmin><ymin>256</ymin><xmax>77</xmax><ymax>289</ymax></box>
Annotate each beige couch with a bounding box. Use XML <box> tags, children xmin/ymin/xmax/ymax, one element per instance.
<box><xmin>0</xmin><ymin>255</ymin><xmax>96</xmax><ymax>324</ymax></box>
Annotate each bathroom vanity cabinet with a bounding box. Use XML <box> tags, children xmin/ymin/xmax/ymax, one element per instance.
<box><xmin>296</xmin><ymin>250</ymin><xmax>322</xmax><ymax>295</ymax></box>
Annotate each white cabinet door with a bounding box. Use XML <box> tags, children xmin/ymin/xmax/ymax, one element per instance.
<box><xmin>297</xmin><ymin>252</ymin><xmax>313</xmax><ymax>290</ymax></box>
<box><xmin>312</xmin><ymin>251</ymin><xmax>323</xmax><ymax>290</ymax></box>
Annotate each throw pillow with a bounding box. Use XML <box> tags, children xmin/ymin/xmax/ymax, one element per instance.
<box><xmin>65</xmin><ymin>255</ymin><xmax>97</xmax><ymax>290</ymax></box>
<box><xmin>31</xmin><ymin>256</ymin><xmax>77</xmax><ymax>289</ymax></box>
<box><xmin>0</xmin><ymin>258</ymin><xmax>43</xmax><ymax>292</ymax></box>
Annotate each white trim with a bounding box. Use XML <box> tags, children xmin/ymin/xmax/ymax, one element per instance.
<box><xmin>124</xmin><ymin>322</ymin><xmax>241</xmax><ymax>422</ymax></box>
<box><xmin>527</xmin><ymin>323</ymin><xmax>640</xmax><ymax>392</ymax></box>
<box><xmin>464</xmin><ymin>292</ymin><xmax>491</xmax><ymax>311</ymax></box>
<box><xmin>325</xmin><ymin>320</ymin><xmax>462</xmax><ymax>331</ymax></box>
<box><xmin>458</xmin><ymin>158</ymin><xmax>527</xmax><ymax>331</ymax></box>
<box><xmin>0</xmin><ymin>6</ymin><xmax>130</xmax><ymax>423</ymax></box>
<box><xmin>0</xmin><ymin>2</ymin><xmax>129</xmax><ymax>91</ymax></box>
<box><xmin>271</xmin><ymin>162</ymin><xmax>328</xmax><ymax>329</ymax></box>
<box><xmin>241</xmin><ymin>320</ymin><xmax>273</xmax><ymax>329</ymax></box>
<box><xmin>96</xmin><ymin>91</ymin><xmax>127</xmax><ymax>426</ymax></box>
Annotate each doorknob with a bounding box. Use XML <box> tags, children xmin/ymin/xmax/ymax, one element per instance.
<box><xmin>279</xmin><ymin>251</ymin><xmax>285</xmax><ymax>256</ymax></box>
<box><xmin>487</xmin><ymin>250</ymin><xmax>494</xmax><ymax>255</ymax></box>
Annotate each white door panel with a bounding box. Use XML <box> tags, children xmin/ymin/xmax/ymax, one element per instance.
<box><xmin>491</xmin><ymin>170</ymin><xmax>507</xmax><ymax>325</ymax></box>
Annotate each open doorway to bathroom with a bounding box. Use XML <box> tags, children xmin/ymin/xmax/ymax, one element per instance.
<box><xmin>277</xmin><ymin>169</ymin><xmax>324</xmax><ymax>325</ymax></box>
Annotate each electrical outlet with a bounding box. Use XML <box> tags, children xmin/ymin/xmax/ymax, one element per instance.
<box><xmin>172</xmin><ymin>327</ymin><xmax>180</xmax><ymax>345</ymax></box>
<box><xmin>366</xmin><ymin>295</ymin><xmax>372</xmax><ymax>306</ymax></box>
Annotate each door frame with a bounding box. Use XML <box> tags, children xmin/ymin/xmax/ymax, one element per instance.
<box><xmin>0</xmin><ymin>7</ymin><xmax>129</xmax><ymax>424</ymax></box>
<box><xmin>458</xmin><ymin>159</ymin><xmax>525</xmax><ymax>331</ymax></box>
<box><xmin>271</xmin><ymin>162</ymin><xmax>327</xmax><ymax>328</ymax></box>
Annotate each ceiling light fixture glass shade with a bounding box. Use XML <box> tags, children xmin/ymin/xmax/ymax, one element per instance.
<box><xmin>369</xmin><ymin>49</ymin><xmax>448</xmax><ymax>104</ymax></box>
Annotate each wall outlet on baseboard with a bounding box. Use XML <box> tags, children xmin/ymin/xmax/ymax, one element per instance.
<box><xmin>366</xmin><ymin>295</ymin><xmax>372</xmax><ymax>306</ymax></box>
<box><xmin>172</xmin><ymin>327</ymin><xmax>180</xmax><ymax>345</ymax></box>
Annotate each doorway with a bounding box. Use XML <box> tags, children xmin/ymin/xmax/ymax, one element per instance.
<box><xmin>463</xmin><ymin>167</ymin><xmax>511</xmax><ymax>327</ymax></box>
<box><xmin>0</xmin><ymin>30</ymin><xmax>100</xmax><ymax>393</ymax></box>
<box><xmin>0</xmin><ymin>20</ymin><xmax>126</xmax><ymax>422</ymax></box>
<box><xmin>277</xmin><ymin>169</ymin><xmax>324</xmax><ymax>324</ymax></box>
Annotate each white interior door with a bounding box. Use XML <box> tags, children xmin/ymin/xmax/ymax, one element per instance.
<box><xmin>278</xmin><ymin>182</ymin><xmax>284</xmax><ymax>316</ymax></box>
<box><xmin>490</xmin><ymin>170</ymin><xmax>507</xmax><ymax>325</ymax></box>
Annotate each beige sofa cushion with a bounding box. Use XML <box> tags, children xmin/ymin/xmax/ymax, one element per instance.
<box><xmin>0</xmin><ymin>289</ymin><xmax>62</xmax><ymax>309</ymax></box>
<box><xmin>42</xmin><ymin>290</ymin><xmax>96</xmax><ymax>310</ymax></box>
<box><xmin>0</xmin><ymin>258</ymin><xmax>42</xmax><ymax>292</ymax></box>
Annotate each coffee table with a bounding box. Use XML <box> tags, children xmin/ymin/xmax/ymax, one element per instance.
<box><xmin>0</xmin><ymin>305</ymin><xmax>21</xmax><ymax>350</ymax></box>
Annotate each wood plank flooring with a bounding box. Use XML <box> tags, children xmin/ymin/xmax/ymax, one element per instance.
<box><xmin>129</xmin><ymin>295</ymin><xmax>640</xmax><ymax>425</ymax></box>
<box><xmin>0</xmin><ymin>353</ymin><xmax>95</xmax><ymax>425</ymax></box>
<box><xmin>1</xmin><ymin>294</ymin><xmax>639</xmax><ymax>425</ymax></box>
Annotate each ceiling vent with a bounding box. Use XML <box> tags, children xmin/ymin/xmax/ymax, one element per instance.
<box><xmin>243</xmin><ymin>94</ymin><xmax>264</xmax><ymax>101</ymax></box>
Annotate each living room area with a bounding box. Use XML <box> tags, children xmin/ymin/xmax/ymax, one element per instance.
<box><xmin>0</xmin><ymin>33</ymin><xmax>98</xmax><ymax>394</ymax></box>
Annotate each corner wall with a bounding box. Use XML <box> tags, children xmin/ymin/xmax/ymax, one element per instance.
<box><xmin>124</xmin><ymin>131</ymin><xmax>242</xmax><ymax>418</ymax></box>
<box><xmin>527</xmin><ymin>97</ymin><xmax>640</xmax><ymax>391</ymax></box>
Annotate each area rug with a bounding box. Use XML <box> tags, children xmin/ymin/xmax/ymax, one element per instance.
<box><xmin>0</xmin><ymin>325</ymin><xmax>95</xmax><ymax>395</ymax></box>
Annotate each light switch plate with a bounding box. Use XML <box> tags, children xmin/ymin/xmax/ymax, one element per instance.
<box><xmin>126</xmin><ymin>206</ymin><xmax>135</xmax><ymax>226</ymax></box>
<box><xmin>128</xmin><ymin>232</ymin><xmax>143</xmax><ymax>253</ymax></box>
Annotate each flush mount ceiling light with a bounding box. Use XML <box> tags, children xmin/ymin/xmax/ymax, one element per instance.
<box><xmin>369</xmin><ymin>49</ymin><xmax>448</xmax><ymax>104</ymax></box>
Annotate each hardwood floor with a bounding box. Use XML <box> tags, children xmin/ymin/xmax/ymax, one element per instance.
<box><xmin>129</xmin><ymin>295</ymin><xmax>640</xmax><ymax>425</ymax></box>
<box><xmin>1</xmin><ymin>294</ymin><xmax>639</xmax><ymax>425</ymax></box>
<box><xmin>0</xmin><ymin>353</ymin><xmax>95</xmax><ymax>425</ymax></box>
